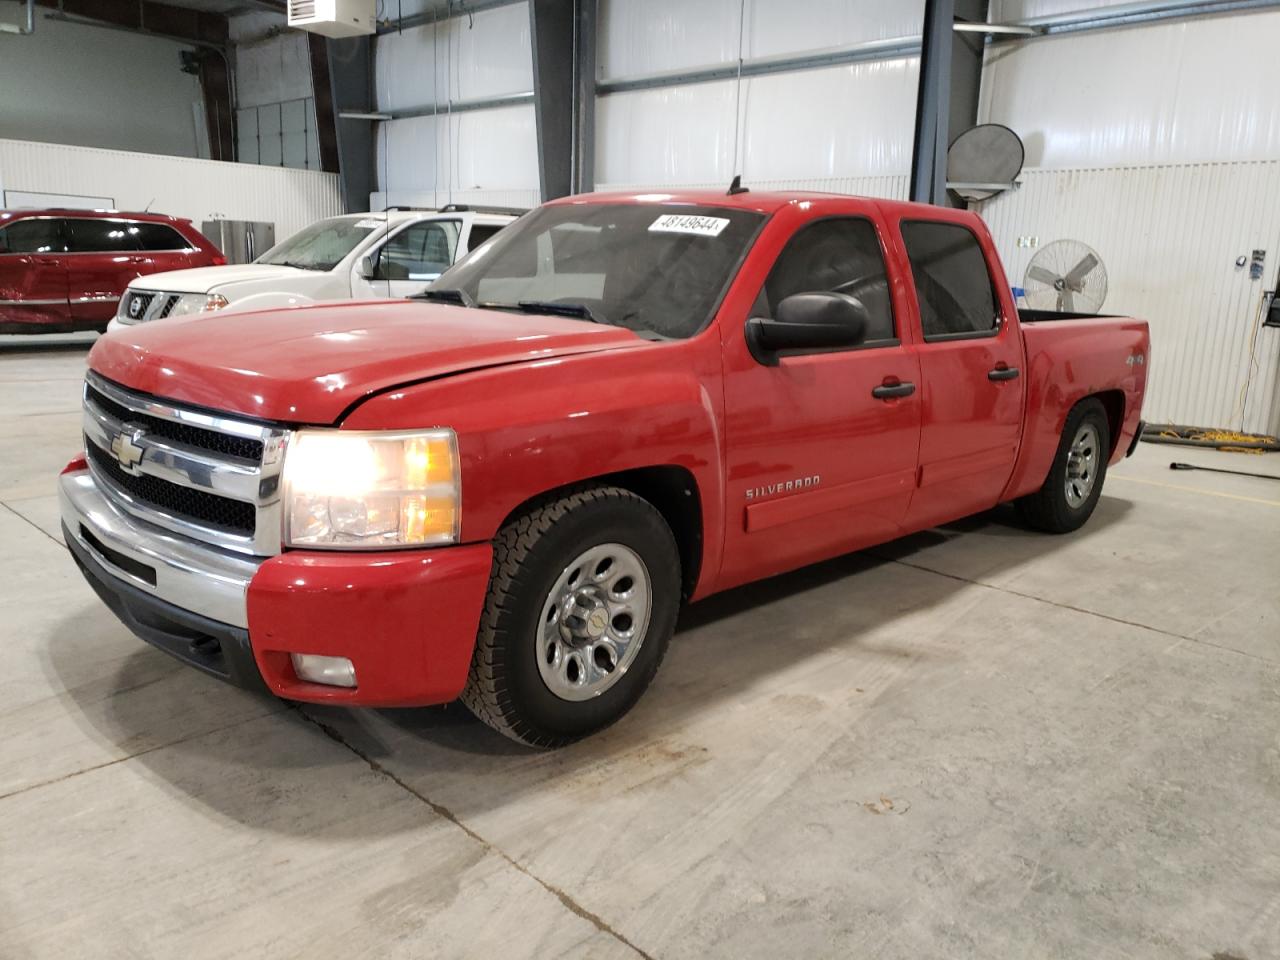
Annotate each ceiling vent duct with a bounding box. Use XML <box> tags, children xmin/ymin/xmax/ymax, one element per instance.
<box><xmin>288</xmin><ymin>0</ymin><xmax>375</xmax><ymax>38</ymax></box>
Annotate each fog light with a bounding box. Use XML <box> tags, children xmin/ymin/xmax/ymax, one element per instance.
<box><xmin>290</xmin><ymin>653</ymin><xmax>356</xmax><ymax>688</ymax></box>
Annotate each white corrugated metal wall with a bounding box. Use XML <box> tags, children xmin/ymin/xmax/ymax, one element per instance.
<box><xmin>595</xmin><ymin>0</ymin><xmax>923</xmax><ymax>185</ymax></box>
<box><xmin>978</xmin><ymin>4</ymin><xmax>1280</xmax><ymax>433</ymax></box>
<box><xmin>0</xmin><ymin>139</ymin><xmax>344</xmax><ymax>242</ymax></box>
<box><xmin>373</xmin><ymin>3</ymin><xmax>539</xmax><ymax>209</ymax></box>
<box><xmin>980</xmin><ymin>163</ymin><xmax>1280</xmax><ymax>435</ymax></box>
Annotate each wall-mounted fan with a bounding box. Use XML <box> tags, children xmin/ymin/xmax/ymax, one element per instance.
<box><xmin>1024</xmin><ymin>240</ymin><xmax>1109</xmax><ymax>313</ymax></box>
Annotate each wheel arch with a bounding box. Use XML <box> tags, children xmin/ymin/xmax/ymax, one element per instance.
<box><xmin>496</xmin><ymin>465</ymin><xmax>704</xmax><ymax>601</ymax></box>
<box><xmin>1088</xmin><ymin>388</ymin><xmax>1126</xmax><ymax>456</ymax></box>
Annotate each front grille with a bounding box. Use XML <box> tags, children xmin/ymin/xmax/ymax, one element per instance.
<box><xmin>157</xmin><ymin>295</ymin><xmax>181</xmax><ymax>319</ymax></box>
<box><xmin>86</xmin><ymin>384</ymin><xmax>264</xmax><ymax>462</ymax></box>
<box><xmin>290</xmin><ymin>0</ymin><xmax>316</xmax><ymax>18</ymax></box>
<box><xmin>124</xmin><ymin>291</ymin><xmax>155</xmax><ymax>321</ymax></box>
<box><xmin>87</xmin><ymin>442</ymin><xmax>256</xmax><ymax>536</ymax></box>
<box><xmin>81</xmin><ymin>372</ymin><xmax>288</xmax><ymax>556</ymax></box>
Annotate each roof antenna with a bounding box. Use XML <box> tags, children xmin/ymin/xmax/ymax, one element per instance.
<box><xmin>727</xmin><ymin>175</ymin><xmax>749</xmax><ymax>196</ymax></box>
<box><xmin>144</xmin><ymin>197</ymin><xmax>155</xmax><ymax>212</ymax></box>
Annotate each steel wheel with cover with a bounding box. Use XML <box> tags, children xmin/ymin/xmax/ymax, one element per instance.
<box><xmin>462</xmin><ymin>485</ymin><xmax>681</xmax><ymax>748</ymax></box>
<box><xmin>1016</xmin><ymin>397</ymin><xmax>1112</xmax><ymax>533</ymax></box>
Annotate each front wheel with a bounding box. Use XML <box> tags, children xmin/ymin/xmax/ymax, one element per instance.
<box><xmin>461</xmin><ymin>485</ymin><xmax>681</xmax><ymax>748</ymax></box>
<box><xmin>1016</xmin><ymin>398</ymin><xmax>1111</xmax><ymax>534</ymax></box>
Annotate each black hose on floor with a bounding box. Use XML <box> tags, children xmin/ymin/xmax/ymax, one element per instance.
<box><xmin>1169</xmin><ymin>462</ymin><xmax>1280</xmax><ymax>481</ymax></box>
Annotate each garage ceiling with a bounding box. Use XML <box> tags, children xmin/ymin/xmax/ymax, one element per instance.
<box><xmin>157</xmin><ymin>0</ymin><xmax>285</xmax><ymax>15</ymax></box>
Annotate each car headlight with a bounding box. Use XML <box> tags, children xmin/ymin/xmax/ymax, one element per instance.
<box><xmin>168</xmin><ymin>293</ymin><xmax>229</xmax><ymax>317</ymax></box>
<box><xmin>283</xmin><ymin>429</ymin><xmax>460</xmax><ymax>549</ymax></box>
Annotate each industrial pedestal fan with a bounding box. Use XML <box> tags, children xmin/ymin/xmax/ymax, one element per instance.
<box><xmin>1024</xmin><ymin>240</ymin><xmax>1109</xmax><ymax>313</ymax></box>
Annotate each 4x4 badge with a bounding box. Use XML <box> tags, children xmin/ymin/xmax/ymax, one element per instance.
<box><xmin>110</xmin><ymin>431</ymin><xmax>145</xmax><ymax>472</ymax></box>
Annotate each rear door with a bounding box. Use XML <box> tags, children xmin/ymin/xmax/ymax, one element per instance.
<box><xmin>0</xmin><ymin>217</ymin><xmax>71</xmax><ymax>332</ymax></box>
<box><xmin>894</xmin><ymin>217</ymin><xmax>1025</xmax><ymax>529</ymax></box>
<box><xmin>64</xmin><ymin>217</ymin><xmax>147</xmax><ymax>324</ymax></box>
<box><xmin>718</xmin><ymin>206</ymin><xmax>923</xmax><ymax>588</ymax></box>
<box><xmin>353</xmin><ymin>219</ymin><xmax>461</xmax><ymax>299</ymax></box>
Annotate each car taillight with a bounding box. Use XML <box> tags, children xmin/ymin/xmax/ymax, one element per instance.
<box><xmin>211</xmin><ymin>253</ymin><xmax>227</xmax><ymax>266</ymax></box>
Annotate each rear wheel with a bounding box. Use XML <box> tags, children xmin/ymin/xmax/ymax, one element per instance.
<box><xmin>1016</xmin><ymin>398</ymin><xmax>1111</xmax><ymax>533</ymax></box>
<box><xmin>461</xmin><ymin>485</ymin><xmax>681</xmax><ymax>748</ymax></box>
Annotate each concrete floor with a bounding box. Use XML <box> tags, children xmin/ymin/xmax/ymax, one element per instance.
<box><xmin>2</xmin><ymin>341</ymin><xmax>1278</xmax><ymax>960</ymax></box>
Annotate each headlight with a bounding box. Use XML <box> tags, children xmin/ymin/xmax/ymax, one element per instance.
<box><xmin>168</xmin><ymin>293</ymin><xmax>229</xmax><ymax>317</ymax></box>
<box><xmin>283</xmin><ymin>429</ymin><xmax>460</xmax><ymax>549</ymax></box>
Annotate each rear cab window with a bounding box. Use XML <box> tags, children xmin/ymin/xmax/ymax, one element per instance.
<box><xmin>900</xmin><ymin>220</ymin><xmax>1001</xmax><ymax>341</ymax></box>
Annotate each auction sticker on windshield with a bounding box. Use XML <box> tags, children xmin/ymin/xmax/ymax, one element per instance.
<box><xmin>648</xmin><ymin>214</ymin><xmax>731</xmax><ymax>237</ymax></box>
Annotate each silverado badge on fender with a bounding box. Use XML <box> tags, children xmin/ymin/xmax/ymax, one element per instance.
<box><xmin>745</xmin><ymin>476</ymin><xmax>821</xmax><ymax>500</ymax></box>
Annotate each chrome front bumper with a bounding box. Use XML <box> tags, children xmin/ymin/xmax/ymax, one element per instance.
<box><xmin>59</xmin><ymin>470</ymin><xmax>262</xmax><ymax>628</ymax></box>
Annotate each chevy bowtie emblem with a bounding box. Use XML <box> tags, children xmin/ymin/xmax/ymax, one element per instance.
<box><xmin>110</xmin><ymin>431</ymin><xmax>145</xmax><ymax>472</ymax></box>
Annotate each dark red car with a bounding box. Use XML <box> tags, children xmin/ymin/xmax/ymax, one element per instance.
<box><xmin>0</xmin><ymin>209</ymin><xmax>224</xmax><ymax>334</ymax></box>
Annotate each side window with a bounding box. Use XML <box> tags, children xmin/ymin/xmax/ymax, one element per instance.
<box><xmin>66</xmin><ymin>219</ymin><xmax>141</xmax><ymax>253</ymax></box>
<box><xmin>0</xmin><ymin>219</ymin><xmax>66</xmax><ymax>254</ymax></box>
<box><xmin>128</xmin><ymin>222</ymin><xmax>193</xmax><ymax>251</ymax></box>
<box><xmin>373</xmin><ymin>221</ymin><xmax>460</xmax><ymax>280</ymax></box>
<box><xmin>758</xmin><ymin>217</ymin><xmax>895</xmax><ymax>343</ymax></box>
<box><xmin>466</xmin><ymin>223</ymin><xmax>506</xmax><ymax>251</ymax></box>
<box><xmin>900</xmin><ymin>221</ymin><xmax>999</xmax><ymax>340</ymax></box>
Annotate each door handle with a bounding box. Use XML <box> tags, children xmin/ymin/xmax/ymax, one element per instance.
<box><xmin>871</xmin><ymin>381</ymin><xmax>916</xmax><ymax>400</ymax></box>
<box><xmin>988</xmin><ymin>366</ymin><xmax>1020</xmax><ymax>381</ymax></box>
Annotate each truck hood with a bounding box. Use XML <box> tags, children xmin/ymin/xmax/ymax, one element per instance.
<box><xmin>131</xmin><ymin>263</ymin><xmax>315</xmax><ymax>294</ymax></box>
<box><xmin>89</xmin><ymin>299</ymin><xmax>650</xmax><ymax>424</ymax></box>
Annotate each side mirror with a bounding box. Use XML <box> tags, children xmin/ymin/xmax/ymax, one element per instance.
<box><xmin>358</xmin><ymin>254</ymin><xmax>377</xmax><ymax>280</ymax></box>
<box><xmin>746</xmin><ymin>292</ymin><xmax>869</xmax><ymax>366</ymax></box>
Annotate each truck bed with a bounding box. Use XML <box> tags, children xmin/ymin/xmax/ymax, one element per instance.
<box><xmin>1019</xmin><ymin>309</ymin><xmax>1117</xmax><ymax>323</ymax></box>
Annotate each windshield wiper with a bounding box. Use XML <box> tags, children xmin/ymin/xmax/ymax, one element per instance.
<box><xmin>412</xmin><ymin>288</ymin><xmax>476</xmax><ymax>308</ymax></box>
<box><xmin>515</xmin><ymin>300</ymin><xmax>601</xmax><ymax>323</ymax></box>
<box><xmin>274</xmin><ymin>260</ymin><xmax>324</xmax><ymax>271</ymax></box>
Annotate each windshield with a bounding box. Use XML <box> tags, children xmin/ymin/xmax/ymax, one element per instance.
<box><xmin>256</xmin><ymin>216</ymin><xmax>384</xmax><ymax>271</ymax></box>
<box><xmin>432</xmin><ymin>203</ymin><xmax>765</xmax><ymax>339</ymax></box>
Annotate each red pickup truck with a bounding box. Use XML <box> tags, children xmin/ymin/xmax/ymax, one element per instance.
<box><xmin>61</xmin><ymin>190</ymin><xmax>1148</xmax><ymax>747</ymax></box>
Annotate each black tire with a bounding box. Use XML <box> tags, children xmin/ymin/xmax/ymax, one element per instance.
<box><xmin>461</xmin><ymin>485</ymin><xmax>681</xmax><ymax>748</ymax></box>
<box><xmin>1016</xmin><ymin>398</ymin><xmax>1111</xmax><ymax>534</ymax></box>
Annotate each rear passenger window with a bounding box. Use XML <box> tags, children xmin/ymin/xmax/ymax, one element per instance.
<box><xmin>901</xmin><ymin>221</ymin><xmax>1000</xmax><ymax>340</ymax></box>
<box><xmin>127</xmin><ymin>222</ymin><xmax>192</xmax><ymax>251</ymax></box>
<box><xmin>466</xmin><ymin>224</ymin><xmax>506</xmax><ymax>250</ymax></box>
<box><xmin>66</xmin><ymin>219</ymin><xmax>141</xmax><ymax>253</ymax></box>
<box><xmin>758</xmin><ymin>218</ymin><xmax>895</xmax><ymax>343</ymax></box>
<box><xmin>0</xmin><ymin>219</ymin><xmax>66</xmax><ymax>254</ymax></box>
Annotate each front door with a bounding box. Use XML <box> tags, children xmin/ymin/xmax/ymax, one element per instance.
<box><xmin>0</xmin><ymin>217</ymin><xmax>70</xmax><ymax>332</ymax></box>
<box><xmin>718</xmin><ymin>209</ymin><xmax>923</xmax><ymax>590</ymax></box>
<box><xmin>352</xmin><ymin>220</ymin><xmax>461</xmax><ymax>299</ymax></box>
<box><xmin>895</xmin><ymin>217</ymin><xmax>1024</xmax><ymax>530</ymax></box>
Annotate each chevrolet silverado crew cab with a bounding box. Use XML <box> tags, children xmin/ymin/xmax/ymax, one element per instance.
<box><xmin>106</xmin><ymin>206</ymin><xmax>516</xmax><ymax>331</ymax></box>
<box><xmin>61</xmin><ymin>189</ymin><xmax>1149</xmax><ymax>748</ymax></box>
<box><xmin>0</xmin><ymin>208</ymin><xmax>223</xmax><ymax>335</ymax></box>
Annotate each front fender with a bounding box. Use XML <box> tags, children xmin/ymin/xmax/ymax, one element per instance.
<box><xmin>340</xmin><ymin>337</ymin><xmax>727</xmax><ymax>596</ymax></box>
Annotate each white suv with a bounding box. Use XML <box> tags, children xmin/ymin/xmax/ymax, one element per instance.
<box><xmin>107</xmin><ymin>206</ymin><xmax>518</xmax><ymax>331</ymax></box>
